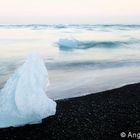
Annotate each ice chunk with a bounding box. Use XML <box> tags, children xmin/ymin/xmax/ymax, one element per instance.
<box><xmin>58</xmin><ymin>38</ymin><xmax>78</xmax><ymax>49</ymax></box>
<box><xmin>0</xmin><ymin>53</ymin><xmax>56</xmax><ymax>128</ymax></box>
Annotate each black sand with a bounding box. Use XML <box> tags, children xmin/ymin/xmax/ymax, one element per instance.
<box><xmin>0</xmin><ymin>83</ymin><xmax>140</xmax><ymax>140</ymax></box>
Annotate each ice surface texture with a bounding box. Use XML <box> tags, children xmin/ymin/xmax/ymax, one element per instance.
<box><xmin>0</xmin><ymin>53</ymin><xmax>56</xmax><ymax>128</ymax></box>
<box><xmin>58</xmin><ymin>38</ymin><xmax>78</xmax><ymax>50</ymax></box>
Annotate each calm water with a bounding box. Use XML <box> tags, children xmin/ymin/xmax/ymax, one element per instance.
<box><xmin>0</xmin><ymin>24</ymin><xmax>140</xmax><ymax>99</ymax></box>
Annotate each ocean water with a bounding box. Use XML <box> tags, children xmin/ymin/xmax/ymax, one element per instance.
<box><xmin>0</xmin><ymin>24</ymin><xmax>140</xmax><ymax>99</ymax></box>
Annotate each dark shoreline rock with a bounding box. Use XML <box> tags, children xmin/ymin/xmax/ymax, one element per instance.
<box><xmin>0</xmin><ymin>83</ymin><xmax>140</xmax><ymax>140</ymax></box>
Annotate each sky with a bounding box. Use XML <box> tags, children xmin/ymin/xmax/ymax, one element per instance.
<box><xmin>0</xmin><ymin>0</ymin><xmax>140</xmax><ymax>24</ymax></box>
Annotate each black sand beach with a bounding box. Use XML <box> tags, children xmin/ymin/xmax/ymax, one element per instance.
<box><xmin>0</xmin><ymin>83</ymin><xmax>140</xmax><ymax>140</ymax></box>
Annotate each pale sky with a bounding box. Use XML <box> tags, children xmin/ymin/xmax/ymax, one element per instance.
<box><xmin>0</xmin><ymin>0</ymin><xmax>140</xmax><ymax>24</ymax></box>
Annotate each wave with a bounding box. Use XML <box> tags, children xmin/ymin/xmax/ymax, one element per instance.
<box><xmin>46</xmin><ymin>59</ymin><xmax>140</xmax><ymax>70</ymax></box>
<box><xmin>0</xmin><ymin>24</ymin><xmax>140</xmax><ymax>30</ymax></box>
<box><xmin>0</xmin><ymin>24</ymin><xmax>67</xmax><ymax>30</ymax></box>
<box><xmin>78</xmin><ymin>41</ymin><xmax>125</xmax><ymax>49</ymax></box>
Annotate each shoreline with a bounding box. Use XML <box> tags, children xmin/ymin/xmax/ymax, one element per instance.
<box><xmin>0</xmin><ymin>82</ymin><xmax>140</xmax><ymax>139</ymax></box>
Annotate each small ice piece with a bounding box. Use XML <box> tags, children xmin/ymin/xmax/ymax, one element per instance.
<box><xmin>0</xmin><ymin>53</ymin><xmax>56</xmax><ymax>128</ymax></box>
<box><xmin>58</xmin><ymin>38</ymin><xmax>78</xmax><ymax>49</ymax></box>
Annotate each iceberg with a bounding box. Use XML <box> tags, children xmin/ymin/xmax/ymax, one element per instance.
<box><xmin>0</xmin><ymin>53</ymin><xmax>56</xmax><ymax>128</ymax></box>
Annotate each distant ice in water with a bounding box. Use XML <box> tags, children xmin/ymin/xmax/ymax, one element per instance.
<box><xmin>0</xmin><ymin>53</ymin><xmax>56</xmax><ymax>128</ymax></box>
<box><xmin>58</xmin><ymin>38</ymin><xmax>78</xmax><ymax>50</ymax></box>
<box><xmin>57</xmin><ymin>38</ymin><xmax>140</xmax><ymax>51</ymax></box>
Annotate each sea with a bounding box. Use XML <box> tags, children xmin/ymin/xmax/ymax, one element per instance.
<box><xmin>0</xmin><ymin>24</ymin><xmax>140</xmax><ymax>99</ymax></box>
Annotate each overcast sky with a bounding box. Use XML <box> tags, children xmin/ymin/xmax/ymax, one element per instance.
<box><xmin>0</xmin><ymin>0</ymin><xmax>140</xmax><ymax>24</ymax></box>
